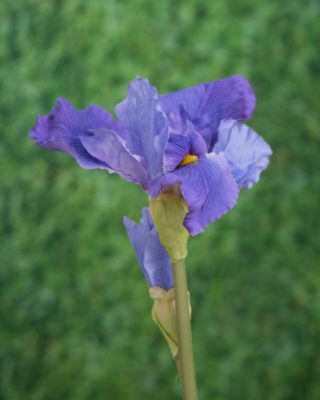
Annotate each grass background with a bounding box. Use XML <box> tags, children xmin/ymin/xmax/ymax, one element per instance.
<box><xmin>1</xmin><ymin>1</ymin><xmax>320</xmax><ymax>399</ymax></box>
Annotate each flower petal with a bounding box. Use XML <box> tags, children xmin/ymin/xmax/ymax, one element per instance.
<box><xmin>187</xmin><ymin>123</ymin><xmax>208</xmax><ymax>156</ymax></box>
<box><xmin>163</xmin><ymin>134</ymin><xmax>190</xmax><ymax>173</ymax></box>
<box><xmin>214</xmin><ymin>120</ymin><xmax>272</xmax><ymax>189</ymax></box>
<box><xmin>159</xmin><ymin>75</ymin><xmax>256</xmax><ymax>150</ymax></box>
<box><xmin>115</xmin><ymin>77</ymin><xmax>168</xmax><ymax>179</ymax></box>
<box><xmin>150</xmin><ymin>154</ymin><xmax>239</xmax><ymax>236</ymax></box>
<box><xmin>124</xmin><ymin>208</ymin><xmax>173</xmax><ymax>289</ymax></box>
<box><xmin>80</xmin><ymin>128</ymin><xmax>148</xmax><ymax>187</ymax></box>
<box><xmin>166</xmin><ymin>105</ymin><xmax>189</xmax><ymax>135</ymax></box>
<box><xmin>29</xmin><ymin>98</ymin><xmax>125</xmax><ymax>169</ymax></box>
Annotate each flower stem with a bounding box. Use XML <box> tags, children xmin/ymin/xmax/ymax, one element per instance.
<box><xmin>172</xmin><ymin>259</ymin><xmax>198</xmax><ymax>400</ymax></box>
<box><xmin>174</xmin><ymin>354</ymin><xmax>183</xmax><ymax>384</ymax></box>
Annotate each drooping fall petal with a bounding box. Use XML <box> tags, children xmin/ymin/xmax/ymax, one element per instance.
<box><xmin>29</xmin><ymin>98</ymin><xmax>125</xmax><ymax>169</ymax></box>
<box><xmin>214</xmin><ymin>120</ymin><xmax>272</xmax><ymax>189</ymax></box>
<box><xmin>80</xmin><ymin>128</ymin><xmax>148</xmax><ymax>187</ymax></box>
<box><xmin>150</xmin><ymin>153</ymin><xmax>239</xmax><ymax>235</ymax></box>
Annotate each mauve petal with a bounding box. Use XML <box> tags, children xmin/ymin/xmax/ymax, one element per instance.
<box><xmin>115</xmin><ymin>77</ymin><xmax>168</xmax><ymax>179</ymax></box>
<box><xmin>150</xmin><ymin>154</ymin><xmax>239</xmax><ymax>236</ymax></box>
<box><xmin>29</xmin><ymin>98</ymin><xmax>125</xmax><ymax>169</ymax></box>
<box><xmin>80</xmin><ymin>128</ymin><xmax>148</xmax><ymax>187</ymax></box>
<box><xmin>214</xmin><ymin>120</ymin><xmax>272</xmax><ymax>189</ymax></box>
<box><xmin>124</xmin><ymin>208</ymin><xmax>173</xmax><ymax>289</ymax></box>
<box><xmin>163</xmin><ymin>134</ymin><xmax>190</xmax><ymax>173</ymax></box>
<box><xmin>159</xmin><ymin>75</ymin><xmax>256</xmax><ymax>150</ymax></box>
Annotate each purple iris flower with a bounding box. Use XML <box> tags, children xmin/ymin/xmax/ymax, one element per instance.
<box><xmin>29</xmin><ymin>75</ymin><xmax>272</xmax><ymax>235</ymax></box>
<box><xmin>124</xmin><ymin>208</ymin><xmax>173</xmax><ymax>290</ymax></box>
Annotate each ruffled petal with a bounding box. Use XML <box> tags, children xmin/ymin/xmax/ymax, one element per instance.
<box><xmin>115</xmin><ymin>77</ymin><xmax>168</xmax><ymax>179</ymax></box>
<box><xmin>29</xmin><ymin>98</ymin><xmax>125</xmax><ymax>169</ymax></box>
<box><xmin>214</xmin><ymin>120</ymin><xmax>272</xmax><ymax>189</ymax></box>
<box><xmin>150</xmin><ymin>154</ymin><xmax>239</xmax><ymax>236</ymax></box>
<box><xmin>159</xmin><ymin>75</ymin><xmax>256</xmax><ymax>150</ymax></box>
<box><xmin>123</xmin><ymin>208</ymin><xmax>173</xmax><ymax>289</ymax></box>
<box><xmin>80</xmin><ymin>128</ymin><xmax>148</xmax><ymax>187</ymax></box>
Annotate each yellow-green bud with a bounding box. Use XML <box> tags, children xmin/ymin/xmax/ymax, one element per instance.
<box><xmin>149</xmin><ymin>187</ymin><xmax>189</xmax><ymax>262</ymax></box>
<box><xmin>149</xmin><ymin>287</ymin><xmax>191</xmax><ymax>359</ymax></box>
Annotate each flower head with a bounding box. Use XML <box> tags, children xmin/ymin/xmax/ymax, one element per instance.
<box><xmin>30</xmin><ymin>75</ymin><xmax>272</xmax><ymax>235</ymax></box>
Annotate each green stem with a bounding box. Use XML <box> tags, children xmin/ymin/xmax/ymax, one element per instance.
<box><xmin>174</xmin><ymin>354</ymin><xmax>183</xmax><ymax>385</ymax></box>
<box><xmin>172</xmin><ymin>259</ymin><xmax>198</xmax><ymax>400</ymax></box>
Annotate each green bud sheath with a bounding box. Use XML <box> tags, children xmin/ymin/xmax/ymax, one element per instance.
<box><xmin>149</xmin><ymin>191</ymin><xmax>189</xmax><ymax>262</ymax></box>
<box><xmin>149</xmin><ymin>288</ymin><xmax>179</xmax><ymax>358</ymax></box>
<box><xmin>149</xmin><ymin>287</ymin><xmax>192</xmax><ymax>359</ymax></box>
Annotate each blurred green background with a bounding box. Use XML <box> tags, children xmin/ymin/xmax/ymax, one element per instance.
<box><xmin>1</xmin><ymin>0</ymin><xmax>319</xmax><ymax>399</ymax></box>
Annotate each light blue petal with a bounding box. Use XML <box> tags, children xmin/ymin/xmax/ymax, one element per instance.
<box><xmin>214</xmin><ymin>120</ymin><xmax>272</xmax><ymax>189</ymax></box>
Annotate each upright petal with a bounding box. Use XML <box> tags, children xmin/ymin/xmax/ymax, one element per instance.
<box><xmin>80</xmin><ymin>129</ymin><xmax>148</xmax><ymax>187</ymax></box>
<box><xmin>123</xmin><ymin>208</ymin><xmax>173</xmax><ymax>290</ymax></box>
<box><xmin>166</xmin><ymin>105</ymin><xmax>189</xmax><ymax>135</ymax></box>
<box><xmin>214</xmin><ymin>120</ymin><xmax>272</xmax><ymax>189</ymax></box>
<box><xmin>159</xmin><ymin>75</ymin><xmax>256</xmax><ymax>150</ymax></box>
<box><xmin>29</xmin><ymin>98</ymin><xmax>125</xmax><ymax>169</ymax></box>
<box><xmin>150</xmin><ymin>154</ymin><xmax>239</xmax><ymax>236</ymax></box>
<box><xmin>115</xmin><ymin>77</ymin><xmax>168</xmax><ymax>179</ymax></box>
<box><xmin>187</xmin><ymin>122</ymin><xmax>208</xmax><ymax>156</ymax></box>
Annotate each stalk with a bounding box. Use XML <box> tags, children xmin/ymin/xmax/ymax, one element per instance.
<box><xmin>172</xmin><ymin>259</ymin><xmax>198</xmax><ymax>400</ymax></box>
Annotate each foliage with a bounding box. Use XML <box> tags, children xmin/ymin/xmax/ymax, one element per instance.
<box><xmin>1</xmin><ymin>1</ymin><xmax>319</xmax><ymax>399</ymax></box>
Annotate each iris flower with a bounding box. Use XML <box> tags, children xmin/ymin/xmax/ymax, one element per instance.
<box><xmin>29</xmin><ymin>75</ymin><xmax>272</xmax><ymax>235</ymax></box>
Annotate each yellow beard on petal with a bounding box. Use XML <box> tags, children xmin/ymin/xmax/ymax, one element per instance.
<box><xmin>179</xmin><ymin>154</ymin><xmax>198</xmax><ymax>167</ymax></box>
